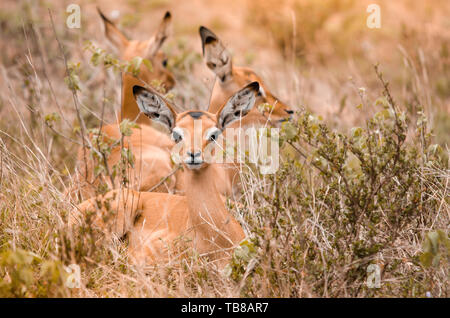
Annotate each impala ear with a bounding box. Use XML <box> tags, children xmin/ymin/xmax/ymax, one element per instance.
<box><xmin>98</xmin><ymin>8</ymin><xmax>129</xmax><ymax>53</ymax></box>
<box><xmin>199</xmin><ymin>26</ymin><xmax>232</xmax><ymax>82</ymax></box>
<box><xmin>133</xmin><ymin>85</ymin><xmax>177</xmax><ymax>132</ymax></box>
<box><xmin>147</xmin><ymin>11</ymin><xmax>172</xmax><ymax>57</ymax></box>
<box><xmin>217</xmin><ymin>82</ymin><xmax>259</xmax><ymax>130</ymax></box>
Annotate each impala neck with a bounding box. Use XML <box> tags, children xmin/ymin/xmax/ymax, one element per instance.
<box><xmin>209</xmin><ymin>78</ymin><xmax>238</xmax><ymax>114</ymax></box>
<box><xmin>184</xmin><ymin>165</ymin><xmax>245</xmax><ymax>256</ymax></box>
<box><xmin>121</xmin><ymin>73</ymin><xmax>152</xmax><ymax>125</ymax></box>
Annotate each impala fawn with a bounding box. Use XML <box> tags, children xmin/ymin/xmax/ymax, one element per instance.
<box><xmin>71</xmin><ymin>82</ymin><xmax>261</xmax><ymax>266</ymax></box>
<box><xmin>199</xmin><ymin>26</ymin><xmax>293</xmax><ymax>127</ymax></box>
<box><xmin>72</xmin><ymin>10</ymin><xmax>181</xmax><ymax>200</ymax></box>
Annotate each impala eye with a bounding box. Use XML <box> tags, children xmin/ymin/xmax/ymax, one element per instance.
<box><xmin>172</xmin><ymin>127</ymin><xmax>184</xmax><ymax>143</ymax></box>
<box><xmin>162</xmin><ymin>59</ymin><xmax>168</xmax><ymax>67</ymax></box>
<box><xmin>205</xmin><ymin>127</ymin><xmax>221</xmax><ymax>142</ymax></box>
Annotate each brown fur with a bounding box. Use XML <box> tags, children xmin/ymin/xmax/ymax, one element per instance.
<box><xmin>73</xmin><ymin>123</ymin><xmax>183</xmax><ymax>200</ymax></box>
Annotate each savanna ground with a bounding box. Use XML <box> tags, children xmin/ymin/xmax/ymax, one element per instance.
<box><xmin>0</xmin><ymin>0</ymin><xmax>448</xmax><ymax>297</ymax></box>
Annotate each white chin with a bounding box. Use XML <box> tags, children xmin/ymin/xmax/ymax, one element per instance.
<box><xmin>185</xmin><ymin>162</ymin><xmax>204</xmax><ymax>170</ymax></box>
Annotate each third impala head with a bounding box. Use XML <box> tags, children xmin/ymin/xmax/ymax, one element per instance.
<box><xmin>133</xmin><ymin>82</ymin><xmax>260</xmax><ymax>171</ymax></box>
<box><xmin>98</xmin><ymin>8</ymin><xmax>175</xmax><ymax>90</ymax></box>
<box><xmin>199</xmin><ymin>26</ymin><xmax>293</xmax><ymax>126</ymax></box>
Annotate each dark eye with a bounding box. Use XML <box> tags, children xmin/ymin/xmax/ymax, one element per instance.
<box><xmin>206</xmin><ymin>128</ymin><xmax>221</xmax><ymax>142</ymax></box>
<box><xmin>162</xmin><ymin>59</ymin><xmax>168</xmax><ymax>67</ymax></box>
<box><xmin>207</xmin><ymin>62</ymin><xmax>216</xmax><ymax>69</ymax></box>
<box><xmin>172</xmin><ymin>130</ymin><xmax>182</xmax><ymax>143</ymax></box>
<box><xmin>234</xmin><ymin>111</ymin><xmax>241</xmax><ymax>117</ymax></box>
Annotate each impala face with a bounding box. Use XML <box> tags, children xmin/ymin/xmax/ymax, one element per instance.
<box><xmin>133</xmin><ymin>82</ymin><xmax>260</xmax><ymax>171</ymax></box>
<box><xmin>199</xmin><ymin>26</ymin><xmax>293</xmax><ymax>126</ymax></box>
<box><xmin>99</xmin><ymin>9</ymin><xmax>175</xmax><ymax>90</ymax></box>
<box><xmin>172</xmin><ymin>112</ymin><xmax>221</xmax><ymax>170</ymax></box>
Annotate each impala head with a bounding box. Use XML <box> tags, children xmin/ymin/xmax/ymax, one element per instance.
<box><xmin>199</xmin><ymin>26</ymin><xmax>293</xmax><ymax>126</ymax></box>
<box><xmin>98</xmin><ymin>8</ymin><xmax>175</xmax><ymax>90</ymax></box>
<box><xmin>133</xmin><ymin>82</ymin><xmax>260</xmax><ymax>171</ymax></box>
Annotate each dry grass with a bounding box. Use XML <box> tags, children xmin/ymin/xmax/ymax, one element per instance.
<box><xmin>0</xmin><ymin>0</ymin><xmax>448</xmax><ymax>297</ymax></box>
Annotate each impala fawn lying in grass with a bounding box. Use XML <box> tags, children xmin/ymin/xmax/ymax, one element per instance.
<box><xmin>199</xmin><ymin>26</ymin><xmax>293</xmax><ymax>127</ymax></box>
<box><xmin>71</xmin><ymin>82</ymin><xmax>261</xmax><ymax>266</ymax></box>
<box><xmin>72</xmin><ymin>10</ymin><xmax>181</xmax><ymax>200</ymax></box>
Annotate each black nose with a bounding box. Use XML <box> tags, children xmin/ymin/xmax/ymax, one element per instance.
<box><xmin>187</xmin><ymin>151</ymin><xmax>201</xmax><ymax>158</ymax></box>
<box><xmin>285</xmin><ymin>109</ymin><xmax>294</xmax><ymax>115</ymax></box>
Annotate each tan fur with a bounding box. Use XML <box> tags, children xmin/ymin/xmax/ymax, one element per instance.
<box><xmin>209</xmin><ymin>67</ymin><xmax>292</xmax><ymax>127</ymax></box>
<box><xmin>73</xmin><ymin>123</ymin><xmax>184</xmax><ymax>200</ymax></box>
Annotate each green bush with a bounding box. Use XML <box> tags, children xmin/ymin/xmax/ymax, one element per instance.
<box><xmin>229</xmin><ymin>66</ymin><xmax>449</xmax><ymax>297</ymax></box>
<box><xmin>0</xmin><ymin>249</ymin><xmax>68</xmax><ymax>297</ymax></box>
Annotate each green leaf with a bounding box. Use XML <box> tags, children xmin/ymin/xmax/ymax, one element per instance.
<box><xmin>257</xmin><ymin>102</ymin><xmax>273</xmax><ymax>113</ymax></box>
<box><xmin>44</xmin><ymin>112</ymin><xmax>60</xmax><ymax>126</ymax></box>
<box><xmin>119</xmin><ymin>119</ymin><xmax>139</xmax><ymax>137</ymax></box>
<box><xmin>142</xmin><ymin>58</ymin><xmax>153</xmax><ymax>72</ymax></box>
<box><xmin>419</xmin><ymin>252</ymin><xmax>433</xmax><ymax>267</ymax></box>
<box><xmin>281</xmin><ymin>121</ymin><xmax>297</xmax><ymax>141</ymax></box>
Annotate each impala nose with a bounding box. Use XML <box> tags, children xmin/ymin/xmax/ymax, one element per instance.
<box><xmin>185</xmin><ymin>151</ymin><xmax>203</xmax><ymax>169</ymax></box>
<box><xmin>187</xmin><ymin>151</ymin><xmax>201</xmax><ymax>159</ymax></box>
<box><xmin>285</xmin><ymin>109</ymin><xmax>294</xmax><ymax>115</ymax></box>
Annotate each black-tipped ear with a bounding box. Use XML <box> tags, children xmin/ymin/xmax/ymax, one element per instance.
<box><xmin>133</xmin><ymin>85</ymin><xmax>177</xmax><ymax>131</ymax></box>
<box><xmin>199</xmin><ymin>26</ymin><xmax>232</xmax><ymax>80</ymax></box>
<box><xmin>98</xmin><ymin>7</ymin><xmax>129</xmax><ymax>52</ymax></box>
<box><xmin>245</xmin><ymin>81</ymin><xmax>260</xmax><ymax>93</ymax></box>
<box><xmin>132</xmin><ymin>85</ymin><xmax>145</xmax><ymax>97</ymax></box>
<box><xmin>97</xmin><ymin>7</ymin><xmax>111</xmax><ymax>24</ymax></box>
<box><xmin>217</xmin><ymin>82</ymin><xmax>260</xmax><ymax>130</ymax></box>
<box><xmin>199</xmin><ymin>26</ymin><xmax>219</xmax><ymax>56</ymax></box>
<box><xmin>148</xmin><ymin>11</ymin><xmax>172</xmax><ymax>57</ymax></box>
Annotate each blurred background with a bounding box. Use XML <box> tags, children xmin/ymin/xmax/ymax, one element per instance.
<box><xmin>0</xmin><ymin>0</ymin><xmax>449</xmax><ymax>169</ymax></box>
